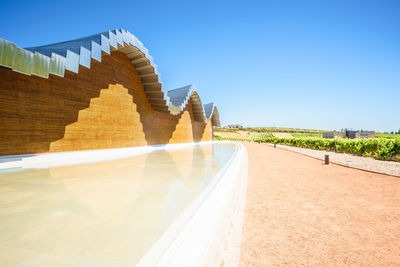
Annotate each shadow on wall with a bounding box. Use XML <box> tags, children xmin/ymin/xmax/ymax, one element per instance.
<box><xmin>0</xmin><ymin>51</ymin><xmax>212</xmax><ymax>156</ymax></box>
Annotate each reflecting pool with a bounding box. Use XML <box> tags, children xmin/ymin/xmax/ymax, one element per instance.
<box><xmin>0</xmin><ymin>143</ymin><xmax>237</xmax><ymax>266</ymax></box>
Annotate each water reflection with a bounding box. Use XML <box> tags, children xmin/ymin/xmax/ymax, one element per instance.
<box><xmin>0</xmin><ymin>143</ymin><xmax>237</xmax><ymax>266</ymax></box>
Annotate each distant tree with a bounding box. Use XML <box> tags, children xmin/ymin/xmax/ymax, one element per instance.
<box><xmin>391</xmin><ymin>131</ymin><xmax>394</xmax><ymax>134</ymax></box>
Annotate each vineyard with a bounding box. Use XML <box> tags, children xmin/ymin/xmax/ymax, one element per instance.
<box><xmin>250</xmin><ymin>132</ymin><xmax>273</xmax><ymax>141</ymax></box>
<box><xmin>260</xmin><ymin>136</ymin><xmax>400</xmax><ymax>161</ymax></box>
<box><xmin>375</xmin><ymin>133</ymin><xmax>400</xmax><ymax>139</ymax></box>
<box><xmin>215</xmin><ymin>130</ymin><xmax>400</xmax><ymax>161</ymax></box>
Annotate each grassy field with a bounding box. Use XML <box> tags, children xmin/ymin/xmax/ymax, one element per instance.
<box><xmin>214</xmin><ymin>127</ymin><xmax>400</xmax><ymax>161</ymax></box>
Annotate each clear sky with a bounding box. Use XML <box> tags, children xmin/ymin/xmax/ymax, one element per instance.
<box><xmin>1</xmin><ymin>0</ymin><xmax>399</xmax><ymax>132</ymax></box>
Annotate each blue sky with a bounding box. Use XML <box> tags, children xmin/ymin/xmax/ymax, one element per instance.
<box><xmin>1</xmin><ymin>0</ymin><xmax>399</xmax><ymax>132</ymax></box>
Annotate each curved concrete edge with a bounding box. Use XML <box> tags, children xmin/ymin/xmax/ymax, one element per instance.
<box><xmin>136</xmin><ymin>142</ymin><xmax>248</xmax><ymax>267</ymax></box>
<box><xmin>0</xmin><ymin>141</ymin><xmax>225</xmax><ymax>171</ymax></box>
<box><xmin>215</xmin><ymin>143</ymin><xmax>248</xmax><ymax>267</ymax></box>
<box><xmin>0</xmin><ymin>29</ymin><xmax>221</xmax><ymax>126</ymax></box>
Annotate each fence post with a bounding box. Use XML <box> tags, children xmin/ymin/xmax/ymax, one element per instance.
<box><xmin>325</xmin><ymin>155</ymin><xmax>329</xmax><ymax>165</ymax></box>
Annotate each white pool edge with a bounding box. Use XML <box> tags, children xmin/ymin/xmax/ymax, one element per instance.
<box><xmin>0</xmin><ymin>141</ymin><xmax>230</xmax><ymax>170</ymax></box>
<box><xmin>136</xmin><ymin>142</ymin><xmax>248</xmax><ymax>267</ymax></box>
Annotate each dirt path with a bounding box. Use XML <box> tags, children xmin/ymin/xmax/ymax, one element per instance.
<box><xmin>239</xmin><ymin>142</ymin><xmax>400</xmax><ymax>266</ymax></box>
<box><xmin>268</xmin><ymin>143</ymin><xmax>400</xmax><ymax>177</ymax></box>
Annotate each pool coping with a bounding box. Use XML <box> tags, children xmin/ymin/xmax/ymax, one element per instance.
<box><xmin>0</xmin><ymin>141</ymin><xmax>229</xmax><ymax>171</ymax></box>
<box><xmin>136</xmin><ymin>142</ymin><xmax>248</xmax><ymax>266</ymax></box>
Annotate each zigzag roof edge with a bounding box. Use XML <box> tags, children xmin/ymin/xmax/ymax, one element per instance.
<box><xmin>0</xmin><ymin>29</ymin><xmax>220</xmax><ymax>126</ymax></box>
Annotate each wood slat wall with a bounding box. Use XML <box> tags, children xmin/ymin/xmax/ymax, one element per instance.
<box><xmin>0</xmin><ymin>51</ymin><xmax>213</xmax><ymax>156</ymax></box>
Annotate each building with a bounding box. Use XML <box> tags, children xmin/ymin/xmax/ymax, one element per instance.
<box><xmin>323</xmin><ymin>130</ymin><xmax>375</xmax><ymax>139</ymax></box>
<box><xmin>0</xmin><ymin>29</ymin><xmax>220</xmax><ymax>156</ymax></box>
<box><xmin>347</xmin><ymin>131</ymin><xmax>375</xmax><ymax>139</ymax></box>
<box><xmin>323</xmin><ymin>131</ymin><xmax>346</xmax><ymax>139</ymax></box>
<box><xmin>224</xmin><ymin>124</ymin><xmax>243</xmax><ymax>129</ymax></box>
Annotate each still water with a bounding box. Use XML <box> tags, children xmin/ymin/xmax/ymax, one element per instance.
<box><xmin>0</xmin><ymin>143</ymin><xmax>237</xmax><ymax>266</ymax></box>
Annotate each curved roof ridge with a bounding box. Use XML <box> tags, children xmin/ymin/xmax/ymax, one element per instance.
<box><xmin>0</xmin><ymin>29</ymin><xmax>221</xmax><ymax>126</ymax></box>
<box><xmin>203</xmin><ymin>102</ymin><xmax>215</xmax><ymax>119</ymax></box>
<box><xmin>203</xmin><ymin>102</ymin><xmax>220</xmax><ymax>126</ymax></box>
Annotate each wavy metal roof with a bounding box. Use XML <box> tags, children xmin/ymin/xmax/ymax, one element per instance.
<box><xmin>0</xmin><ymin>29</ymin><xmax>220</xmax><ymax>126</ymax></box>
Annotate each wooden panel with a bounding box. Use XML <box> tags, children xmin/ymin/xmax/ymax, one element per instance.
<box><xmin>0</xmin><ymin>51</ymin><xmax>213</xmax><ymax>156</ymax></box>
<box><xmin>49</xmin><ymin>84</ymin><xmax>147</xmax><ymax>151</ymax></box>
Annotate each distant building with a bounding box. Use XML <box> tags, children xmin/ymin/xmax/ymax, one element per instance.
<box><xmin>224</xmin><ymin>124</ymin><xmax>243</xmax><ymax>129</ymax></box>
<box><xmin>323</xmin><ymin>131</ymin><xmax>346</xmax><ymax>139</ymax></box>
<box><xmin>323</xmin><ymin>130</ymin><xmax>375</xmax><ymax>139</ymax></box>
<box><xmin>349</xmin><ymin>131</ymin><xmax>375</xmax><ymax>139</ymax></box>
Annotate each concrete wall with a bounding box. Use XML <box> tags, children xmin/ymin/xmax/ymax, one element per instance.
<box><xmin>0</xmin><ymin>51</ymin><xmax>213</xmax><ymax>156</ymax></box>
<box><xmin>323</xmin><ymin>131</ymin><xmax>346</xmax><ymax>139</ymax></box>
<box><xmin>346</xmin><ymin>131</ymin><xmax>357</xmax><ymax>139</ymax></box>
<box><xmin>355</xmin><ymin>131</ymin><xmax>375</xmax><ymax>138</ymax></box>
<box><xmin>323</xmin><ymin>131</ymin><xmax>375</xmax><ymax>139</ymax></box>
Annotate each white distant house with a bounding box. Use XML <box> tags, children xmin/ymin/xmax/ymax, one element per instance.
<box><xmin>224</xmin><ymin>124</ymin><xmax>243</xmax><ymax>129</ymax></box>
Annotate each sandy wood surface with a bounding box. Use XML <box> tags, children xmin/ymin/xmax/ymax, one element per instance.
<box><xmin>239</xmin><ymin>142</ymin><xmax>400</xmax><ymax>266</ymax></box>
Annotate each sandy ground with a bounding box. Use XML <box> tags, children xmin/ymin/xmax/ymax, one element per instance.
<box><xmin>268</xmin><ymin>143</ymin><xmax>400</xmax><ymax>177</ymax></box>
<box><xmin>214</xmin><ymin>131</ymin><xmax>250</xmax><ymax>139</ymax></box>
<box><xmin>271</xmin><ymin>132</ymin><xmax>293</xmax><ymax>138</ymax></box>
<box><xmin>239</xmin><ymin>142</ymin><xmax>400</xmax><ymax>266</ymax></box>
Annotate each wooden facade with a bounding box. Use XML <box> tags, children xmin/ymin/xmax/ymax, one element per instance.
<box><xmin>0</xmin><ymin>51</ymin><xmax>214</xmax><ymax>156</ymax></box>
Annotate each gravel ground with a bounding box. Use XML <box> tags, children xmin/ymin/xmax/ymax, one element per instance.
<box><xmin>265</xmin><ymin>143</ymin><xmax>400</xmax><ymax>177</ymax></box>
<box><xmin>239</xmin><ymin>142</ymin><xmax>400</xmax><ymax>266</ymax></box>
